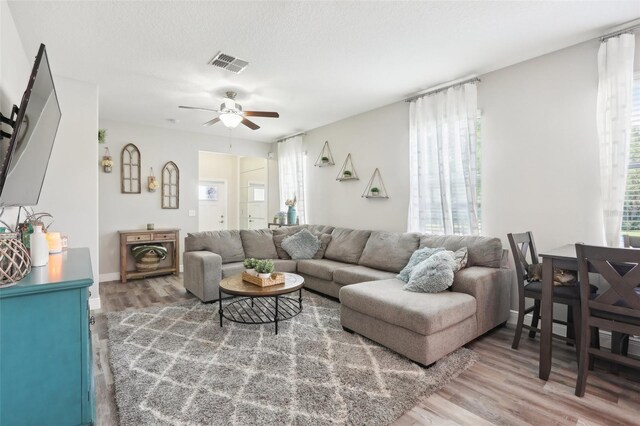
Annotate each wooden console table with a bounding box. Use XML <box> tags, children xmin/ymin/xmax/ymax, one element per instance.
<box><xmin>119</xmin><ymin>228</ymin><xmax>180</xmax><ymax>283</ymax></box>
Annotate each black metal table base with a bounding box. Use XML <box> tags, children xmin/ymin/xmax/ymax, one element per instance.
<box><xmin>218</xmin><ymin>289</ymin><xmax>303</xmax><ymax>334</ymax></box>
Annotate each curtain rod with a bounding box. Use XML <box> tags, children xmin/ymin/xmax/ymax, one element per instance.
<box><xmin>275</xmin><ymin>132</ymin><xmax>306</xmax><ymax>143</ymax></box>
<box><xmin>404</xmin><ymin>77</ymin><xmax>481</xmax><ymax>102</ymax></box>
<box><xmin>600</xmin><ymin>23</ymin><xmax>640</xmax><ymax>42</ymax></box>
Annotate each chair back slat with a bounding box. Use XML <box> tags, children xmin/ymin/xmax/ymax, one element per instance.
<box><xmin>576</xmin><ymin>244</ymin><xmax>640</xmax><ymax>316</ymax></box>
<box><xmin>508</xmin><ymin>232</ymin><xmax>538</xmax><ymax>296</ymax></box>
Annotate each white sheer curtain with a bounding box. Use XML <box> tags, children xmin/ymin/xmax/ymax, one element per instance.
<box><xmin>597</xmin><ymin>34</ymin><xmax>635</xmax><ymax>247</ymax></box>
<box><xmin>408</xmin><ymin>82</ymin><xmax>479</xmax><ymax>235</ymax></box>
<box><xmin>277</xmin><ymin>135</ymin><xmax>306</xmax><ymax>223</ymax></box>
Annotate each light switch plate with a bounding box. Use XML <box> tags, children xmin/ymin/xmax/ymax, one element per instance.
<box><xmin>188</xmin><ymin>210</ymin><xmax>196</xmax><ymax>217</ymax></box>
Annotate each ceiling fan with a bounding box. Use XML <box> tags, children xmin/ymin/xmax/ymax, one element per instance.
<box><xmin>179</xmin><ymin>91</ymin><xmax>279</xmax><ymax>130</ymax></box>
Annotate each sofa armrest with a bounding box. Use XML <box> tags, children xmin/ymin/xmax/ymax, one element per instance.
<box><xmin>183</xmin><ymin>251</ymin><xmax>222</xmax><ymax>302</ymax></box>
<box><xmin>451</xmin><ymin>266</ymin><xmax>514</xmax><ymax>335</ymax></box>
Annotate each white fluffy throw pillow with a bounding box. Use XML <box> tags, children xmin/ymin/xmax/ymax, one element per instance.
<box><xmin>404</xmin><ymin>250</ymin><xmax>458</xmax><ymax>293</ymax></box>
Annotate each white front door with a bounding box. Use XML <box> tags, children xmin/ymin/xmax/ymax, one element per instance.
<box><xmin>199</xmin><ymin>180</ymin><xmax>227</xmax><ymax>231</ymax></box>
<box><xmin>240</xmin><ymin>182</ymin><xmax>267</xmax><ymax>229</ymax></box>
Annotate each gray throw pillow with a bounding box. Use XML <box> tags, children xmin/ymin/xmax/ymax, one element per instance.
<box><xmin>453</xmin><ymin>247</ymin><xmax>468</xmax><ymax>272</ymax></box>
<box><xmin>396</xmin><ymin>247</ymin><xmax>444</xmax><ymax>283</ymax></box>
<box><xmin>281</xmin><ymin>229</ymin><xmax>322</xmax><ymax>260</ymax></box>
<box><xmin>404</xmin><ymin>251</ymin><xmax>457</xmax><ymax>293</ymax></box>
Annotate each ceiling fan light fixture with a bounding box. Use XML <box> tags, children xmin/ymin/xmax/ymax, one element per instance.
<box><xmin>219</xmin><ymin>112</ymin><xmax>243</xmax><ymax>128</ymax></box>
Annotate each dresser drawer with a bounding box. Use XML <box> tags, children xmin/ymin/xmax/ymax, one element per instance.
<box><xmin>126</xmin><ymin>234</ymin><xmax>151</xmax><ymax>243</ymax></box>
<box><xmin>153</xmin><ymin>233</ymin><xmax>176</xmax><ymax>241</ymax></box>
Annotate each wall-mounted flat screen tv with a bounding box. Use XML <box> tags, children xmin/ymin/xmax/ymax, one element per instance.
<box><xmin>0</xmin><ymin>43</ymin><xmax>61</xmax><ymax>207</ymax></box>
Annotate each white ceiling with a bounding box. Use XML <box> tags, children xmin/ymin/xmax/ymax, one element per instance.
<box><xmin>8</xmin><ymin>1</ymin><xmax>640</xmax><ymax>142</ymax></box>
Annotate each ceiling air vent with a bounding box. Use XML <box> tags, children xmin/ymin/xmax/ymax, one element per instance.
<box><xmin>208</xmin><ymin>52</ymin><xmax>249</xmax><ymax>74</ymax></box>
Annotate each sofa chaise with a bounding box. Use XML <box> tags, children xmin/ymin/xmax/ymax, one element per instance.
<box><xmin>183</xmin><ymin>224</ymin><xmax>514</xmax><ymax>366</ymax></box>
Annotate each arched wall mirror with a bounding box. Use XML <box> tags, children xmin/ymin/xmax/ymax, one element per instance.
<box><xmin>121</xmin><ymin>143</ymin><xmax>141</xmax><ymax>193</ymax></box>
<box><xmin>162</xmin><ymin>161</ymin><xmax>180</xmax><ymax>209</ymax></box>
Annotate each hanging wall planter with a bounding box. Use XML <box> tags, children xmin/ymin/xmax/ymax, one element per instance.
<box><xmin>101</xmin><ymin>147</ymin><xmax>113</xmax><ymax>173</ymax></box>
<box><xmin>147</xmin><ymin>167</ymin><xmax>158</xmax><ymax>192</ymax></box>
<box><xmin>314</xmin><ymin>141</ymin><xmax>335</xmax><ymax>167</ymax></box>
<box><xmin>362</xmin><ymin>168</ymin><xmax>389</xmax><ymax>199</ymax></box>
<box><xmin>336</xmin><ymin>153</ymin><xmax>359</xmax><ymax>181</ymax></box>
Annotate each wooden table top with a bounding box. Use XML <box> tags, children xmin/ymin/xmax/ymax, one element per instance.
<box><xmin>219</xmin><ymin>273</ymin><xmax>304</xmax><ymax>297</ymax></box>
<box><xmin>119</xmin><ymin>228</ymin><xmax>180</xmax><ymax>234</ymax></box>
<box><xmin>539</xmin><ymin>244</ymin><xmax>578</xmax><ymax>260</ymax></box>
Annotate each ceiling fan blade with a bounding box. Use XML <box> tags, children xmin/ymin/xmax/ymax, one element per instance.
<box><xmin>203</xmin><ymin>117</ymin><xmax>221</xmax><ymax>127</ymax></box>
<box><xmin>244</xmin><ymin>111</ymin><xmax>280</xmax><ymax>118</ymax></box>
<box><xmin>179</xmin><ymin>105</ymin><xmax>219</xmax><ymax>112</ymax></box>
<box><xmin>241</xmin><ymin>118</ymin><xmax>260</xmax><ymax>130</ymax></box>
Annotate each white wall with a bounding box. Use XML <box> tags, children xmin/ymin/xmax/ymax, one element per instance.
<box><xmin>1</xmin><ymin>3</ymin><xmax>100</xmax><ymax>307</ymax></box>
<box><xmin>98</xmin><ymin>119</ymin><xmax>272</xmax><ymax>280</ymax></box>
<box><xmin>300</xmin><ymin>35</ymin><xmax>640</xmax><ymax>310</ymax></box>
<box><xmin>304</xmin><ymin>101</ymin><xmax>410</xmax><ymax>231</ymax></box>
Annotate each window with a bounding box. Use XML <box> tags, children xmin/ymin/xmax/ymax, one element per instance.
<box><xmin>622</xmin><ymin>76</ymin><xmax>640</xmax><ymax>234</ymax></box>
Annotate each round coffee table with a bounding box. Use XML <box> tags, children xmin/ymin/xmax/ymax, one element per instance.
<box><xmin>218</xmin><ymin>272</ymin><xmax>304</xmax><ymax>335</ymax></box>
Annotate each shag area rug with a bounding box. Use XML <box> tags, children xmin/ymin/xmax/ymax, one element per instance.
<box><xmin>107</xmin><ymin>291</ymin><xmax>477</xmax><ymax>426</ymax></box>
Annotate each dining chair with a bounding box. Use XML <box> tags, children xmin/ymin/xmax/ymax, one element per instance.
<box><xmin>508</xmin><ymin>232</ymin><xmax>596</xmax><ymax>351</ymax></box>
<box><xmin>575</xmin><ymin>244</ymin><xmax>640</xmax><ymax>396</ymax></box>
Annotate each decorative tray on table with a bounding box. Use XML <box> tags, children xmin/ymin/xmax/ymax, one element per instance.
<box><xmin>242</xmin><ymin>272</ymin><xmax>285</xmax><ymax>287</ymax></box>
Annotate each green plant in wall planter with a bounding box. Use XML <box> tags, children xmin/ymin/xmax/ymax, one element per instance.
<box><xmin>321</xmin><ymin>156</ymin><xmax>330</xmax><ymax>164</ymax></box>
<box><xmin>370</xmin><ymin>187</ymin><xmax>380</xmax><ymax>196</ymax></box>
<box><xmin>255</xmin><ymin>259</ymin><xmax>275</xmax><ymax>278</ymax></box>
<box><xmin>131</xmin><ymin>245</ymin><xmax>168</xmax><ymax>272</ymax></box>
<box><xmin>343</xmin><ymin>170</ymin><xmax>352</xmax><ymax>177</ymax></box>
<box><xmin>98</xmin><ymin>129</ymin><xmax>107</xmax><ymax>144</ymax></box>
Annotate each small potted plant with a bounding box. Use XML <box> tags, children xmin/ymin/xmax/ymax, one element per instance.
<box><xmin>255</xmin><ymin>259</ymin><xmax>275</xmax><ymax>279</ymax></box>
<box><xmin>321</xmin><ymin>156</ymin><xmax>330</xmax><ymax>164</ymax></box>
<box><xmin>343</xmin><ymin>170</ymin><xmax>352</xmax><ymax>178</ymax></box>
<box><xmin>243</xmin><ymin>258</ymin><xmax>258</xmax><ymax>276</ymax></box>
<box><xmin>370</xmin><ymin>187</ymin><xmax>380</xmax><ymax>196</ymax></box>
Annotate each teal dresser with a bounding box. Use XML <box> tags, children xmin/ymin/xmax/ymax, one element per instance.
<box><xmin>0</xmin><ymin>248</ymin><xmax>95</xmax><ymax>425</ymax></box>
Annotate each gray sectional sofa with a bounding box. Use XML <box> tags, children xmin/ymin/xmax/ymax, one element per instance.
<box><xmin>183</xmin><ymin>224</ymin><xmax>514</xmax><ymax>366</ymax></box>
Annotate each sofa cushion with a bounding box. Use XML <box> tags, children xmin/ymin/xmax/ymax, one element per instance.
<box><xmin>272</xmin><ymin>224</ymin><xmax>334</xmax><ymax>237</ymax></box>
<box><xmin>419</xmin><ymin>235</ymin><xmax>503</xmax><ymax>268</ymax></box>
<box><xmin>333</xmin><ymin>266</ymin><xmax>397</xmax><ymax>286</ymax></box>
<box><xmin>221</xmin><ymin>262</ymin><xmax>245</xmax><ymax>278</ymax></box>
<box><xmin>297</xmin><ymin>259</ymin><xmax>353</xmax><ymax>281</ymax></box>
<box><xmin>306</xmin><ymin>224</ymin><xmax>335</xmax><ymax>234</ymax></box>
<box><xmin>240</xmin><ymin>229</ymin><xmax>278</xmax><ymax>259</ymax></box>
<box><xmin>339</xmin><ymin>279</ymin><xmax>476</xmax><ymax>335</ymax></box>
<box><xmin>405</xmin><ymin>251</ymin><xmax>457</xmax><ymax>293</ymax></box>
<box><xmin>272</xmin><ymin>259</ymin><xmax>297</xmax><ymax>273</ymax></box>
<box><xmin>358</xmin><ymin>231</ymin><xmax>420</xmax><ymax>273</ymax></box>
<box><xmin>313</xmin><ymin>233</ymin><xmax>332</xmax><ymax>259</ymax></box>
<box><xmin>281</xmin><ymin>229</ymin><xmax>321</xmax><ymax>260</ymax></box>
<box><xmin>324</xmin><ymin>228</ymin><xmax>371</xmax><ymax>264</ymax></box>
<box><xmin>185</xmin><ymin>230</ymin><xmax>245</xmax><ymax>264</ymax></box>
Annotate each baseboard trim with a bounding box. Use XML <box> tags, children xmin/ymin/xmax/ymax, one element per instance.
<box><xmin>89</xmin><ymin>297</ymin><xmax>101</xmax><ymax>311</ymax></box>
<box><xmin>99</xmin><ymin>264</ymin><xmax>183</xmax><ymax>284</ymax></box>
<box><xmin>508</xmin><ymin>309</ymin><xmax>639</xmax><ymax>357</ymax></box>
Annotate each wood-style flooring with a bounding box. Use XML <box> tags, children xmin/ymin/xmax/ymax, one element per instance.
<box><xmin>92</xmin><ymin>275</ymin><xmax>640</xmax><ymax>426</ymax></box>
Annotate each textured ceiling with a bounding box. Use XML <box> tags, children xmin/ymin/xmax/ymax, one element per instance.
<box><xmin>7</xmin><ymin>1</ymin><xmax>640</xmax><ymax>142</ymax></box>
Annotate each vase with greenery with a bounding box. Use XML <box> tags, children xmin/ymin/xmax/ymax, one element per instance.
<box><xmin>285</xmin><ymin>196</ymin><xmax>297</xmax><ymax>225</ymax></box>
<box><xmin>131</xmin><ymin>245</ymin><xmax>168</xmax><ymax>272</ymax></box>
<box><xmin>370</xmin><ymin>187</ymin><xmax>380</xmax><ymax>196</ymax></box>
<box><xmin>255</xmin><ymin>259</ymin><xmax>275</xmax><ymax>279</ymax></box>
<box><xmin>243</xmin><ymin>258</ymin><xmax>258</xmax><ymax>275</ymax></box>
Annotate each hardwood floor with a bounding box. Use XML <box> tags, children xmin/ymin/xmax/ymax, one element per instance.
<box><xmin>92</xmin><ymin>275</ymin><xmax>640</xmax><ymax>426</ymax></box>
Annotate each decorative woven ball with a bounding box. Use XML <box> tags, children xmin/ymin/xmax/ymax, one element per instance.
<box><xmin>0</xmin><ymin>233</ymin><xmax>31</xmax><ymax>287</ymax></box>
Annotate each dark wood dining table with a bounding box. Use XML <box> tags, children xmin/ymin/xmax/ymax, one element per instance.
<box><xmin>538</xmin><ymin>244</ymin><xmax>580</xmax><ymax>380</ymax></box>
